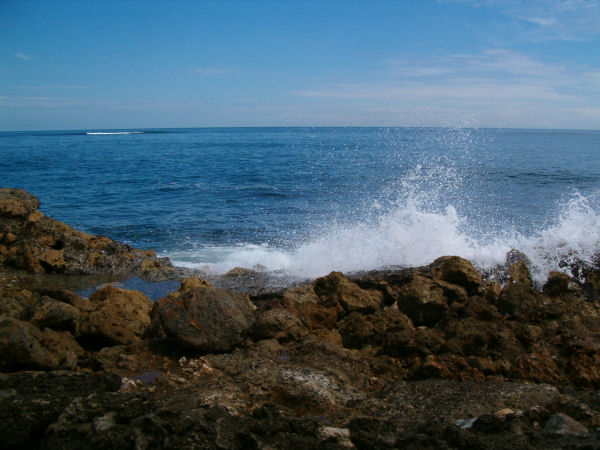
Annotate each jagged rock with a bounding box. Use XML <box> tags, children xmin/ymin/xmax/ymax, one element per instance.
<box><xmin>394</xmin><ymin>274</ymin><xmax>447</xmax><ymax>326</ymax></box>
<box><xmin>283</xmin><ymin>284</ymin><xmax>319</xmax><ymax>304</ymax></box>
<box><xmin>508</xmin><ymin>261</ymin><xmax>532</xmax><ymax>286</ymax></box>
<box><xmin>158</xmin><ymin>286</ymin><xmax>256</xmax><ymax>352</ymax></box>
<box><xmin>543</xmin><ymin>271</ymin><xmax>571</xmax><ymax>296</ymax></box>
<box><xmin>0</xmin><ymin>371</ymin><xmax>121</xmax><ymax>449</ymax></box>
<box><xmin>313</xmin><ymin>271</ymin><xmax>383</xmax><ymax>315</ymax></box>
<box><xmin>0</xmin><ymin>189</ymin><xmax>173</xmax><ymax>276</ymax></box>
<box><xmin>77</xmin><ymin>286</ymin><xmax>153</xmax><ymax>348</ymax></box>
<box><xmin>435</xmin><ymin>256</ymin><xmax>482</xmax><ymax>293</ymax></box>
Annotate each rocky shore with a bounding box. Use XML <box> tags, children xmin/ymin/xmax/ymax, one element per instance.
<box><xmin>1</xmin><ymin>188</ymin><xmax>600</xmax><ymax>449</ymax></box>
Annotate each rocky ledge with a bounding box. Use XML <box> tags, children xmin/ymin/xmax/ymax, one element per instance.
<box><xmin>1</xmin><ymin>189</ymin><xmax>600</xmax><ymax>449</ymax></box>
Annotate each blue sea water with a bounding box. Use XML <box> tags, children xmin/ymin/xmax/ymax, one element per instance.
<box><xmin>1</xmin><ymin>127</ymin><xmax>599</xmax><ymax>282</ymax></box>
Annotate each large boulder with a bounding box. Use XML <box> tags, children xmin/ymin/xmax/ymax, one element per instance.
<box><xmin>77</xmin><ymin>286</ymin><xmax>153</xmax><ymax>348</ymax></box>
<box><xmin>158</xmin><ymin>286</ymin><xmax>256</xmax><ymax>353</ymax></box>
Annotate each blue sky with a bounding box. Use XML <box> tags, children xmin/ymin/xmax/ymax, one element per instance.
<box><xmin>1</xmin><ymin>0</ymin><xmax>599</xmax><ymax>130</ymax></box>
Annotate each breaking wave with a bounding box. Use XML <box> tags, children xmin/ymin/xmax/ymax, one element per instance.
<box><xmin>168</xmin><ymin>189</ymin><xmax>599</xmax><ymax>284</ymax></box>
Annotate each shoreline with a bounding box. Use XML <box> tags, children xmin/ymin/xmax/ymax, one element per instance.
<box><xmin>2</xmin><ymin>188</ymin><xmax>600</xmax><ymax>448</ymax></box>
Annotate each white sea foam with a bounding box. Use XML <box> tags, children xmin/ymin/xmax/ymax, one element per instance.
<box><xmin>169</xmin><ymin>190</ymin><xmax>600</xmax><ymax>284</ymax></box>
<box><xmin>86</xmin><ymin>131</ymin><xmax>143</xmax><ymax>135</ymax></box>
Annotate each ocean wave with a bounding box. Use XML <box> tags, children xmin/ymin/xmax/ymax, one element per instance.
<box><xmin>167</xmin><ymin>190</ymin><xmax>600</xmax><ymax>284</ymax></box>
<box><xmin>86</xmin><ymin>131</ymin><xmax>144</xmax><ymax>135</ymax></box>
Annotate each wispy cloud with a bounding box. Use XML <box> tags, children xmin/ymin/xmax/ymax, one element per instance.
<box><xmin>293</xmin><ymin>49</ymin><xmax>600</xmax><ymax>128</ymax></box>
<box><xmin>448</xmin><ymin>0</ymin><xmax>600</xmax><ymax>41</ymax></box>
<box><xmin>15</xmin><ymin>52</ymin><xmax>31</xmax><ymax>60</ymax></box>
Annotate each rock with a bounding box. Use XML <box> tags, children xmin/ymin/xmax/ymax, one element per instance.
<box><xmin>0</xmin><ymin>318</ymin><xmax>83</xmax><ymax>370</ymax></box>
<box><xmin>0</xmin><ymin>189</ymin><xmax>173</xmax><ymax>276</ymax></box>
<box><xmin>178</xmin><ymin>276</ymin><xmax>213</xmax><ymax>291</ymax></box>
<box><xmin>77</xmin><ymin>286</ymin><xmax>153</xmax><ymax>348</ymax></box>
<box><xmin>0</xmin><ymin>188</ymin><xmax>40</xmax><ymax>217</ymax></box>
<box><xmin>31</xmin><ymin>296</ymin><xmax>81</xmax><ymax>332</ymax></box>
<box><xmin>0</xmin><ymin>317</ymin><xmax>59</xmax><ymax>370</ymax></box>
<box><xmin>319</xmin><ymin>426</ymin><xmax>354</xmax><ymax>448</ymax></box>
<box><xmin>543</xmin><ymin>271</ymin><xmax>571</xmax><ymax>296</ymax></box>
<box><xmin>545</xmin><ymin>413</ymin><xmax>589</xmax><ymax>436</ymax></box>
<box><xmin>508</xmin><ymin>261</ymin><xmax>532</xmax><ymax>286</ymax></box>
<box><xmin>435</xmin><ymin>256</ymin><xmax>482</xmax><ymax>293</ymax></box>
<box><xmin>394</xmin><ymin>275</ymin><xmax>447</xmax><ymax>326</ymax></box>
<box><xmin>283</xmin><ymin>284</ymin><xmax>319</xmax><ymax>304</ymax></box>
<box><xmin>253</xmin><ymin>308</ymin><xmax>308</xmax><ymax>342</ymax></box>
<box><xmin>159</xmin><ymin>286</ymin><xmax>256</xmax><ymax>352</ymax></box>
<box><xmin>313</xmin><ymin>271</ymin><xmax>383</xmax><ymax>315</ymax></box>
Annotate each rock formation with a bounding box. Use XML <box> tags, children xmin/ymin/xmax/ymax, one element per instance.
<box><xmin>1</xmin><ymin>189</ymin><xmax>600</xmax><ymax>448</ymax></box>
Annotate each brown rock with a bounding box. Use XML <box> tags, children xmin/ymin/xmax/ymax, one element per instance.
<box><xmin>313</xmin><ymin>271</ymin><xmax>383</xmax><ymax>315</ymax></box>
<box><xmin>436</xmin><ymin>256</ymin><xmax>482</xmax><ymax>293</ymax></box>
<box><xmin>253</xmin><ymin>308</ymin><xmax>308</xmax><ymax>342</ymax></box>
<box><xmin>159</xmin><ymin>286</ymin><xmax>256</xmax><ymax>352</ymax></box>
<box><xmin>296</xmin><ymin>301</ymin><xmax>339</xmax><ymax>330</ymax></box>
<box><xmin>508</xmin><ymin>261</ymin><xmax>532</xmax><ymax>286</ymax></box>
<box><xmin>77</xmin><ymin>286</ymin><xmax>153</xmax><ymax>347</ymax></box>
<box><xmin>394</xmin><ymin>275</ymin><xmax>447</xmax><ymax>326</ymax></box>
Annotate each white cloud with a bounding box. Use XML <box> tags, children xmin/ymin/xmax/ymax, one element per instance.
<box><xmin>15</xmin><ymin>52</ymin><xmax>31</xmax><ymax>60</ymax></box>
<box><xmin>449</xmin><ymin>0</ymin><xmax>600</xmax><ymax>41</ymax></box>
<box><xmin>292</xmin><ymin>49</ymin><xmax>600</xmax><ymax>129</ymax></box>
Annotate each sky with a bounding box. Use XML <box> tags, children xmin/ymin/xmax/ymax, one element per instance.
<box><xmin>1</xmin><ymin>0</ymin><xmax>599</xmax><ymax>131</ymax></box>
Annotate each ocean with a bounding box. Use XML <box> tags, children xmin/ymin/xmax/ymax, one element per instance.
<box><xmin>1</xmin><ymin>127</ymin><xmax>599</xmax><ymax>284</ymax></box>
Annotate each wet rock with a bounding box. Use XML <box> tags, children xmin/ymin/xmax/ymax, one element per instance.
<box><xmin>313</xmin><ymin>271</ymin><xmax>383</xmax><ymax>315</ymax></box>
<box><xmin>77</xmin><ymin>286</ymin><xmax>153</xmax><ymax>348</ymax></box>
<box><xmin>435</xmin><ymin>256</ymin><xmax>482</xmax><ymax>294</ymax></box>
<box><xmin>508</xmin><ymin>261</ymin><xmax>532</xmax><ymax>286</ymax></box>
<box><xmin>545</xmin><ymin>413</ymin><xmax>589</xmax><ymax>436</ymax></box>
<box><xmin>159</xmin><ymin>286</ymin><xmax>256</xmax><ymax>352</ymax></box>
<box><xmin>543</xmin><ymin>271</ymin><xmax>571</xmax><ymax>296</ymax></box>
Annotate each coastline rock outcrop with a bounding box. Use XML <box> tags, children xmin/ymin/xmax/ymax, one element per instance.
<box><xmin>0</xmin><ymin>188</ymin><xmax>173</xmax><ymax>278</ymax></box>
<box><xmin>2</xmin><ymin>188</ymin><xmax>600</xmax><ymax>448</ymax></box>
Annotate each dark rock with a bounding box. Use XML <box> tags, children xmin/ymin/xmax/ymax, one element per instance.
<box><xmin>0</xmin><ymin>317</ymin><xmax>83</xmax><ymax>371</ymax></box>
<box><xmin>543</xmin><ymin>271</ymin><xmax>571</xmax><ymax>296</ymax></box>
<box><xmin>545</xmin><ymin>413</ymin><xmax>589</xmax><ymax>436</ymax></box>
<box><xmin>394</xmin><ymin>274</ymin><xmax>448</xmax><ymax>326</ymax></box>
<box><xmin>159</xmin><ymin>286</ymin><xmax>256</xmax><ymax>352</ymax></box>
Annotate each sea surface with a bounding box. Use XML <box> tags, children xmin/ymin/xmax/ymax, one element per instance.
<box><xmin>1</xmin><ymin>127</ymin><xmax>599</xmax><ymax>283</ymax></box>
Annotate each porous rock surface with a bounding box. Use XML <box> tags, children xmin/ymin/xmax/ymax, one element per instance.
<box><xmin>0</xmin><ymin>188</ymin><xmax>172</xmax><ymax>277</ymax></box>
